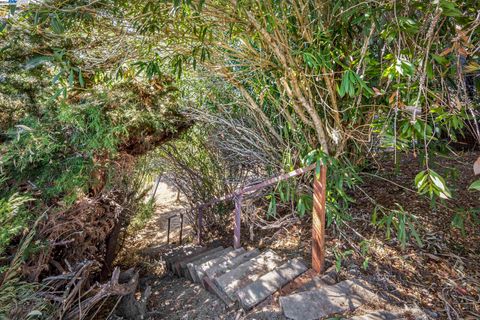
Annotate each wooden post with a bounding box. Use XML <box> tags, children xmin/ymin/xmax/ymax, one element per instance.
<box><xmin>312</xmin><ymin>165</ymin><xmax>327</xmax><ymax>273</ymax></box>
<box><xmin>197</xmin><ymin>207</ymin><xmax>203</xmax><ymax>245</ymax></box>
<box><xmin>179</xmin><ymin>213</ymin><xmax>184</xmax><ymax>245</ymax></box>
<box><xmin>233</xmin><ymin>194</ymin><xmax>242</xmax><ymax>249</ymax></box>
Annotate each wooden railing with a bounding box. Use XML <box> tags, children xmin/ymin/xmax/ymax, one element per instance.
<box><xmin>192</xmin><ymin>162</ymin><xmax>327</xmax><ymax>273</ymax></box>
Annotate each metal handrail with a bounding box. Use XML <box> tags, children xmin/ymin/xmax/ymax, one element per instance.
<box><xmin>192</xmin><ymin>162</ymin><xmax>327</xmax><ymax>273</ymax></box>
<box><xmin>166</xmin><ymin>213</ymin><xmax>184</xmax><ymax>245</ymax></box>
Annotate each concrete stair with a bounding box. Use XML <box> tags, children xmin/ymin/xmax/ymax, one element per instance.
<box><xmin>164</xmin><ymin>244</ymin><xmax>427</xmax><ymax>318</ymax></box>
<box><xmin>277</xmin><ymin>268</ymin><xmax>430</xmax><ymax>320</ymax></box>
<box><xmin>235</xmin><ymin>258</ymin><xmax>308</xmax><ymax>310</ymax></box>
<box><xmin>215</xmin><ymin>249</ymin><xmax>285</xmax><ymax>300</ymax></box>
<box><xmin>195</xmin><ymin>247</ymin><xmax>246</xmax><ymax>285</ymax></box>
<box><xmin>205</xmin><ymin>249</ymin><xmax>260</xmax><ymax>279</ymax></box>
<box><xmin>176</xmin><ymin>246</ymin><xmax>225</xmax><ymax>278</ymax></box>
<box><xmin>187</xmin><ymin>247</ymin><xmax>233</xmax><ymax>282</ymax></box>
<box><xmin>164</xmin><ymin>244</ymin><xmax>307</xmax><ymax>311</ymax></box>
<box><xmin>280</xmin><ymin>279</ymin><xmax>380</xmax><ymax>320</ymax></box>
<box><xmin>163</xmin><ymin>244</ymin><xmax>204</xmax><ymax>271</ymax></box>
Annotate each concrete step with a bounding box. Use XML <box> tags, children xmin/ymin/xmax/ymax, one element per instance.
<box><xmin>235</xmin><ymin>258</ymin><xmax>308</xmax><ymax>310</ymax></box>
<box><xmin>174</xmin><ymin>246</ymin><xmax>224</xmax><ymax>277</ymax></box>
<box><xmin>194</xmin><ymin>248</ymin><xmax>246</xmax><ymax>285</ymax></box>
<box><xmin>187</xmin><ymin>247</ymin><xmax>234</xmax><ymax>282</ymax></box>
<box><xmin>163</xmin><ymin>245</ymin><xmax>204</xmax><ymax>271</ymax></box>
<box><xmin>214</xmin><ymin>250</ymin><xmax>284</xmax><ymax>300</ymax></box>
<box><xmin>140</xmin><ymin>243</ymin><xmax>174</xmax><ymax>257</ymax></box>
<box><xmin>205</xmin><ymin>249</ymin><xmax>261</xmax><ymax>280</ymax></box>
<box><xmin>279</xmin><ymin>279</ymin><xmax>379</xmax><ymax>320</ymax></box>
<box><xmin>202</xmin><ymin>276</ymin><xmax>235</xmax><ymax>307</ymax></box>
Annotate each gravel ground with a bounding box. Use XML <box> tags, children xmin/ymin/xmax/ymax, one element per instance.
<box><xmin>146</xmin><ymin>274</ymin><xmax>238</xmax><ymax>320</ymax></box>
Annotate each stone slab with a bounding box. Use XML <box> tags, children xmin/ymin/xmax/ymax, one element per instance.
<box><xmin>164</xmin><ymin>240</ymin><xmax>221</xmax><ymax>270</ymax></box>
<box><xmin>279</xmin><ymin>279</ymin><xmax>379</xmax><ymax>320</ymax></box>
<box><xmin>202</xmin><ymin>276</ymin><xmax>235</xmax><ymax>307</ymax></box>
<box><xmin>236</xmin><ymin>258</ymin><xmax>308</xmax><ymax>310</ymax></box>
<box><xmin>214</xmin><ymin>250</ymin><xmax>284</xmax><ymax>300</ymax></box>
<box><xmin>187</xmin><ymin>247</ymin><xmax>233</xmax><ymax>282</ymax></box>
<box><xmin>163</xmin><ymin>245</ymin><xmax>204</xmax><ymax>271</ymax></box>
<box><xmin>195</xmin><ymin>248</ymin><xmax>246</xmax><ymax>285</ymax></box>
<box><xmin>175</xmin><ymin>246</ymin><xmax>224</xmax><ymax>277</ymax></box>
<box><xmin>205</xmin><ymin>249</ymin><xmax>260</xmax><ymax>280</ymax></box>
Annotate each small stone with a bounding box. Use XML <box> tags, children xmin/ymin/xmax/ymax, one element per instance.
<box><xmin>280</xmin><ymin>279</ymin><xmax>380</xmax><ymax>320</ymax></box>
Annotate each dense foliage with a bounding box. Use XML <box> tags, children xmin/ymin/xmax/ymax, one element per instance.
<box><xmin>0</xmin><ymin>0</ymin><xmax>478</xmax><ymax>318</ymax></box>
<box><xmin>139</xmin><ymin>0</ymin><xmax>479</xmax><ymax>224</ymax></box>
<box><xmin>0</xmin><ymin>2</ymin><xmax>186</xmax><ymax>318</ymax></box>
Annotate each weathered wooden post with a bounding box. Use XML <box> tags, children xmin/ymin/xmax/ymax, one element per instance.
<box><xmin>233</xmin><ymin>193</ymin><xmax>243</xmax><ymax>249</ymax></box>
<box><xmin>312</xmin><ymin>165</ymin><xmax>327</xmax><ymax>273</ymax></box>
<box><xmin>197</xmin><ymin>206</ymin><xmax>203</xmax><ymax>245</ymax></box>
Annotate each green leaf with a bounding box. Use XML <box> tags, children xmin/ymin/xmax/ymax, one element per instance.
<box><xmin>414</xmin><ymin>170</ymin><xmax>427</xmax><ymax>189</ymax></box>
<box><xmin>297</xmin><ymin>197</ymin><xmax>305</xmax><ymax>217</ymax></box>
<box><xmin>429</xmin><ymin>170</ymin><xmax>452</xmax><ymax>199</ymax></box>
<box><xmin>50</xmin><ymin>88</ymin><xmax>64</xmax><ymax>101</ymax></box>
<box><xmin>362</xmin><ymin>257</ymin><xmax>370</xmax><ymax>270</ymax></box>
<box><xmin>68</xmin><ymin>69</ymin><xmax>74</xmax><ymax>87</ymax></box>
<box><xmin>335</xmin><ymin>259</ymin><xmax>341</xmax><ymax>272</ymax></box>
<box><xmin>303</xmin><ymin>149</ymin><xmax>318</xmax><ymax>166</ymax></box>
<box><xmin>267</xmin><ymin>194</ymin><xmax>277</xmax><ymax>218</ymax></box>
<box><xmin>315</xmin><ymin>160</ymin><xmax>321</xmax><ymax>179</ymax></box>
<box><xmin>432</xmin><ymin>54</ymin><xmax>449</xmax><ymax>66</ymax></box>
<box><xmin>9</xmin><ymin>3</ymin><xmax>16</xmax><ymax>15</ymax></box>
<box><xmin>371</xmin><ymin>206</ymin><xmax>378</xmax><ymax>225</ymax></box>
<box><xmin>451</xmin><ymin>212</ymin><xmax>466</xmax><ymax>236</ymax></box>
<box><xmin>439</xmin><ymin>0</ymin><xmax>462</xmax><ymax>17</ymax></box>
<box><xmin>338</xmin><ymin>71</ymin><xmax>349</xmax><ymax>97</ymax></box>
<box><xmin>408</xmin><ymin>220</ymin><xmax>423</xmax><ymax>247</ymax></box>
<box><xmin>27</xmin><ymin>310</ymin><xmax>42</xmax><ymax>318</ymax></box>
<box><xmin>303</xmin><ymin>52</ymin><xmax>317</xmax><ymax>68</ymax></box>
<box><xmin>50</xmin><ymin>15</ymin><xmax>65</xmax><ymax>33</ymax></box>
<box><xmin>52</xmin><ymin>71</ymin><xmax>62</xmax><ymax>85</ymax></box>
<box><xmin>25</xmin><ymin>56</ymin><xmax>53</xmax><ymax>69</ymax></box>
<box><xmin>469</xmin><ymin>179</ymin><xmax>480</xmax><ymax>191</ymax></box>
<box><xmin>198</xmin><ymin>0</ymin><xmax>205</xmax><ymax>11</ymax></box>
<box><xmin>78</xmin><ymin>69</ymin><xmax>85</xmax><ymax>87</ymax></box>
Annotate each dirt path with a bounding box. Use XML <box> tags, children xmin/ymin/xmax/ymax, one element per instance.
<box><xmin>138</xmin><ymin>180</ymin><xmax>190</xmax><ymax>247</ymax></box>
<box><xmin>119</xmin><ymin>179</ymin><xmax>240</xmax><ymax>319</ymax></box>
<box><xmin>120</xmin><ymin>179</ymin><xmax>191</xmax><ymax>268</ymax></box>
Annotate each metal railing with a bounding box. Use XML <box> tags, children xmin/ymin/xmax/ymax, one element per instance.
<box><xmin>192</xmin><ymin>162</ymin><xmax>327</xmax><ymax>273</ymax></box>
<box><xmin>166</xmin><ymin>213</ymin><xmax>184</xmax><ymax>245</ymax></box>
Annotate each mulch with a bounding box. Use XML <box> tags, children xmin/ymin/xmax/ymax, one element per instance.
<box><xmin>268</xmin><ymin>151</ymin><xmax>480</xmax><ymax>319</ymax></box>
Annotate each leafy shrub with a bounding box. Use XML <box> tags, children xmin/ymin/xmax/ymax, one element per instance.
<box><xmin>0</xmin><ymin>193</ymin><xmax>31</xmax><ymax>258</ymax></box>
<box><xmin>372</xmin><ymin>204</ymin><xmax>423</xmax><ymax>250</ymax></box>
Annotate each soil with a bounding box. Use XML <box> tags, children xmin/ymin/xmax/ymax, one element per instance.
<box><xmin>117</xmin><ymin>151</ymin><xmax>479</xmax><ymax>320</ymax></box>
<box><xmin>117</xmin><ymin>179</ymin><xmax>236</xmax><ymax>319</ymax></box>
<box><xmin>118</xmin><ymin>179</ymin><xmax>193</xmax><ymax>272</ymax></box>
<box><xmin>345</xmin><ymin>151</ymin><xmax>480</xmax><ymax>319</ymax></box>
